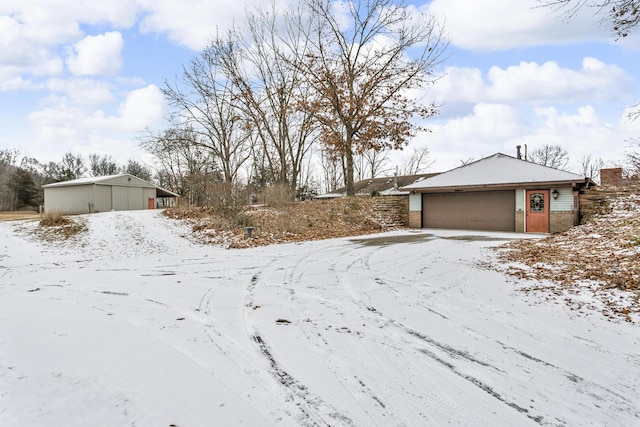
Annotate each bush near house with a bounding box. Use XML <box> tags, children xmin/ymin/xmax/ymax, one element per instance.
<box><xmin>163</xmin><ymin>197</ymin><xmax>395</xmax><ymax>248</ymax></box>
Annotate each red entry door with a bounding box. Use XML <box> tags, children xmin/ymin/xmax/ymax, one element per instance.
<box><xmin>148</xmin><ymin>198</ymin><xmax>155</xmax><ymax>209</ymax></box>
<box><xmin>526</xmin><ymin>190</ymin><xmax>549</xmax><ymax>233</ymax></box>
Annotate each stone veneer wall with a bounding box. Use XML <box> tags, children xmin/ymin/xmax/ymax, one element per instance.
<box><xmin>579</xmin><ymin>181</ymin><xmax>640</xmax><ymax>223</ymax></box>
<box><xmin>550</xmin><ymin>211</ymin><xmax>575</xmax><ymax>234</ymax></box>
<box><xmin>515</xmin><ymin>211</ymin><xmax>573</xmax><ymax>233</ymax></box>
<box><xmin>408</xmin><ymin>211</ymin><xmax>421</xmax><ymax>228</ymax></box>
<box><xmin>515</xmin><ymin>211</ymin><xmax>525</xmax><ymax>233</ymax></box>
<box><xmin>372</xmin><ymin>196</ymin><xmax>409</xmax><ymax>227</ymax></box>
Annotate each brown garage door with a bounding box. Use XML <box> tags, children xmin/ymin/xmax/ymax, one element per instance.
<box><xmin>422</xmin><ymin>190</ymin><xmax>515</xmax><ymax>231</ymax></box>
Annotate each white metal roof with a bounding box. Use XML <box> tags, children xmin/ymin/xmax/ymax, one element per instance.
<box><xmin>42</xmin><ymin>173</ymin><xmax>179</xmax><ymax>197</ymax></box>
<box><xmin>402</xmin><ymin>153</ymin><xmax>586</xmax><ymax>190</ymax></box>
<box><xmin>42</xmin><ymin>174</ymin><xmax>125</xmax><ymax>187</ymax></box>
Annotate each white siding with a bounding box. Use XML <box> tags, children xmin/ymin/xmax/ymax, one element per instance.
<box><xmin>43</xmin><ymin>174</ymin><xmax>169</xmax><ymax>214</ymax></box>
<box><xmin>515</xmin><ymin>187</ymin><xmax>573</xmax><ymax>212</ymax></box>
<box><xmin>516</xmin><ymin>189</ymin><xmax>525</xmax><ymax>211</ymax></box>
<box><xmin>409</xmin><ymin>193</ymin><xmax>421</xmax><ymax>211</ymax></box>
<box><xmin>44</xmin><ymin>185</ymin><xmax>93</xmax><ymax>214</ymax></box>
<box><xmin>128</xmin><ymin>186</ymin><xmax>144</xmax><ymax>210</ymax></box>
<box><xmin>550</xmin><ymin>187</ymin><xmax>574</xmax><ymax>212</ymax></box>
<box><xmin>103</xmin><ymin>175</ymin><xmax>154</xmax><ymax>188</ymax></box>
<box><xmin>112</xmin><ymin>186</ymin><xmax>129</xmax><ymax>210</ymax></box>
<box><xmin>94</xmin><ymin>185</ymin><xmax>112</xmax><ymax>212</ymax></box>
<box><xmin>112</xmin><ymin>185</ymin><xmax>148</xmax><ymax>210</ymax></box>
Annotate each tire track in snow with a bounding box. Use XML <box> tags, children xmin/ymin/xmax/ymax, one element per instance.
<box><xmin>281</xmin><ymin>246</ymin><xmax>422</xmax><ymax>425</ymax></box>
<box><xmin>336</xmin><ymin>241</ymin><xmax>548</xmax><ymax>424</ymax></box>
<box><xmin>281</xmin><ymin>245</ymin><xmax>490</xmax><ymax>426</ymax></box>
<box><xmin>343</xmin><ymin>238</ymin><xmax>640</xmax><ymax>425</ymax></box>
<box><xmin>244</xmin><ymin>272</ymin><xmax>353</xmax><ymax>426</ymax></box>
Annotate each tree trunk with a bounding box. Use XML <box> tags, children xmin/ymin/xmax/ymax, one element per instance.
<box><xmin>344</xmin><ymin>144</ymin><xmax>355</xmax><ymax>196</ymax></box>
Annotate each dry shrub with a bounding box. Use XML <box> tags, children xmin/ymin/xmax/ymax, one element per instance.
<box><xmin>204</xmin><ymin>182</ymin><xmax>251</xmax><ymax>218</ymax></box>
<box><xmin>37</xmin><ymin>211</ymin><xmax>86</xmax><ymax>240</ymax></box>
<box><xmin>39</xmin><ymin>211</ymin><xmax>71</xmax><ymax>227</ymax></box>
<box><xmin>261</xmin><ymin>184</ymin><xmax>296</xmax><ymax>207</ymax></box>
<box><xmin>163</xmin><ymin>196</ymin><xmax>395</xmax><ymax>249</ymax></box>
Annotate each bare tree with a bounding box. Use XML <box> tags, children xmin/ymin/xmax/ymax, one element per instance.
<box><xmin>294</xmin><ymin>0</ymin><xmax>447</xmax><ymax>196</ymax></box>
<box><xmin>211</xmin><ymin>5</ymin><xmax>317</xmax><ymax>195</ymax></box>
<box><xmin>319</xmin><ymin>148</ymin><xmax>344</xmax><ymax>193</ymax></box>
<box><xmin>626</xmin><ymin>137</ymin><xmax>640</xmax><ymax>177</ymax></box>
<box><xmin>399</xmin><ymin>146</ymin><xmax>435</xmax><ymax>175</ymax></box>
<box><xmin>58</xmin><ymin>152</ymin><xmax>86</xmax><ymax>181</ymax></box>
<box><xmin>162</xmin><ymin>52</ymin><xmax>251</xmax><ymax>185</ymax></box>
<box><xmin>122</xmin><ymin>160</ymin><xmax>153</xmax><ymax>182</ymax></box>
<box><xmin>528</xmin><ymin>144</ymin><xmax>570</xmax><ymax>170</ymax></box>
<box><xmin>353</xmin><ymin>149</ymin><xmax>392</xmax><ymax>181</ymax></box>
<box><xmin>142</xmin><ymin>126</ymin><xmax>222</xmax><ymax>206</ymax></box>
<box><xmin>89</xmin><ymin>154</ymin><xmax>119</xmax><ymax>177</ymax></box>
<box><xmin>539</xmin><ymin>0</ymin><xmax>640</xmax><ymax>39</ymax></box>
<box><xmin>459</xmin><ymin>157</ymin><xmax>476</xmax><ymax>166</ymax></box>
<box><xmin>578</xmin><ymin>154</ymin><xmax>605</xmax><ymax>182</ymax></box>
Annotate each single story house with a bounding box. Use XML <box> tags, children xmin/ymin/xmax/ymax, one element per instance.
<box><xmin>316</xmin><ymin>173</ymin><xmax>438</xmax><ymax>198</ymax></box>
<box><xmin>43</xmin><ymin>174</ymin><xmax>179</xmax><ymax>215</ymax></box>
<box><xmin>401</xmin><ymin>153</ymin><xmax>594</xmax><ymax>233</ymax></box>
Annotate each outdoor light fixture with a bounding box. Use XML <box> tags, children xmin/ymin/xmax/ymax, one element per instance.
<box><xmin>552</xmin><ymin>189</ymin><xmax>559</xmax><ymax>199</ymax></box>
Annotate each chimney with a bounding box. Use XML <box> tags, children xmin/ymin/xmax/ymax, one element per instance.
<box><xmin>516</xmin><ymin>145</ymin><xmax>522</xmax><ymax>160</ymax></box>
<box><xmin>600</xmin><ymin>168</ymin><xmax>623</xmax><ymax>186</ymax></box>
<box><xmin>393</xmin><ymin>167</ymin><xmax>398</xmax><ymax>191</ymax></box>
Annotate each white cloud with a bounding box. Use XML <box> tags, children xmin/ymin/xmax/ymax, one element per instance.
<box><xmin>26</xmin><ymin>85</ymin><xmax>165</xmax><ymax>163</ymax></box>
<box><xmin>67</xmin><ymin>32</ymin><xmax>124</xmax><ymax>76</ymax></box>
<box><xmin>86</xmin><ymin>84</ymin><xmax>165</xmax><ymax>132</ymax></box>
<box><xmin>414</xmin><ymin>103</ymin><xmax>630</xmax><ymax>172</ymax></box>
<box><xmin>427</xmin><ymin>0</ymin><xmax>609</xmax><ymax>51</ymax></box>
<box><xmin>46</xmin><ymin>78</ymin><xmax>115</xmax><ymax>106</ymax></box>
<box><xmin>432</xmin><ymin>57</ymin><xmax>633</xmax><ymax>107</ymax></box>
<box><xmin>0</xmin><ymin>1</ymin><xmax>138</xmax><ymax>85</ymax></box>
<box><xmin>136</xmin><ymin>0</ymin><xmax>282</xmax><ymax>51</ymax></box>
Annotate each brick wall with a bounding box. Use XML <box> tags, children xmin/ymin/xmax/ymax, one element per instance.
<box><xmin>600</xmin><ymin>168</ymin><xmax>623</xmax><ymax>186</ymax></box>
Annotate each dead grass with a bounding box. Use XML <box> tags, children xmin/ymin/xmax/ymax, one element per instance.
<box><xmin>36</xmin><ymin>211</ymin><xmax>87</xmax><ymax>240</ymax></box>
<box><xmin>39</xmin><ymin>211</ymin><xmax>71</xmax><ymax>227</ymax></box>
<box><xmin>163</xmin><ymin>197</ymin><xmax>390</xmax><ymax>249</ymax></box>
<box><xmin>0</xmin><ymin>211</ymin><xmax>39</xmax><ymax>222</ymax></box>
<box><xmin>493</xmin><ymin>190</ymin><xmax>640</xmax><ymax>322</ymax></box>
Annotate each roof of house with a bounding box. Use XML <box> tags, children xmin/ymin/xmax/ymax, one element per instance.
<box><xmin>42</xmin><ymin>173</ymin><xmax>179</xmax><ymax>197</ymax></box>
<box><xmin>318</xmin><ymin>173</ymin><xmax>439</xmax><ymax>198</ymax></box>
<box><xmin>402</xmin><ymin>153</ymin><xmax>590</xmax><ymax>191</ymax></box>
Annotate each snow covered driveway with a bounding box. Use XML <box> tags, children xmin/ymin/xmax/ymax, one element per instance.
<box><xmin>1</xmin><ymin>210</ymin><xmax>638</xmax><ymax>426</ymax></box>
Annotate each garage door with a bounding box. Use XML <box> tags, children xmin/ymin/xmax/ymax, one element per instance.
<box><xmin>422</xmin><ymin>190</ymin><xmax>515</xmax><ymax>231</ymax></box>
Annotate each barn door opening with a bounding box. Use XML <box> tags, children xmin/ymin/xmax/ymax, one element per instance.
<box><xmin>526</xmin><ymin>190</ymin><xmax>549</xmax><ymax>233</ymax></box>
<box><xmin>148</xmin><ymin>198</ymin><xmax>155</xmax><ymax>209</ymax></box>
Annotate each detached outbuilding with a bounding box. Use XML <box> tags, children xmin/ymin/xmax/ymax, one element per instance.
<box><xmin>401</xmin><ymin>153</ymin><xmax>594</xmax><ymax>233</ymax></box>
<box><xmin>43</xmin><ymin>174</ymin><xmax>179</xmax><ymax>215</ymax></box>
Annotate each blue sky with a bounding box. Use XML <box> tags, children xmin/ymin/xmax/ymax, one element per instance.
<box><xmin>1</xmin><ymin>0</ymin><xmax>639</xmax><ymax>175</ymax></box>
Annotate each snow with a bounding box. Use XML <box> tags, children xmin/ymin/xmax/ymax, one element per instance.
<box><xmin>402</xmin><ymin>153</ymin><xmax>585</xmax><ymax>190</ymax></box>
<box><xmin>1</xmin><ymin>210</ymin><xmax>639</xmax><ymax>426</ymax></box>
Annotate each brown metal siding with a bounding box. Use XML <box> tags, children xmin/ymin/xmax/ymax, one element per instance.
<box><xmin>422</xmin><ymin>190</ymin><xmax>515</xmax><ymax>231</ymax></box>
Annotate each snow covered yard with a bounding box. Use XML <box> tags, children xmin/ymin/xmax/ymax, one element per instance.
<box><xmin>1</xmin><ymin>210</ymin><xmax>638</xmax><ymax>426</ymax></box>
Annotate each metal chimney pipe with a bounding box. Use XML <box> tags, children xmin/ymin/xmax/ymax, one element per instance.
<box><xmin>393</xmin><ymin>167</ymin><xmax>398</xmax><ymax>191</ymax></box>
<box><xmin>516</xmin><ymin>145</ymin><xmax>522</xmax><ymax>159</ymax></box>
